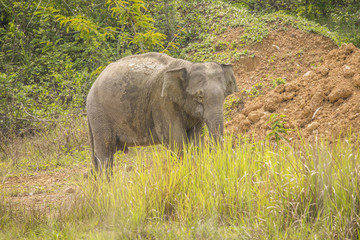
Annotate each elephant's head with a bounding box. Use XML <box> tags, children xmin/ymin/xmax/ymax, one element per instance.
<box><xmin>161</xmin><ymin>62</ymin><xmax>238</xmax><ymax>142</ymax></box>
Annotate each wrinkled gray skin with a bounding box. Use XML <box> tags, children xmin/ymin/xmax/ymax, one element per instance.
<box><xmin>86</xmin><ymin>52</ymin><xmax>238</xmax><ymax>173</ymax></box>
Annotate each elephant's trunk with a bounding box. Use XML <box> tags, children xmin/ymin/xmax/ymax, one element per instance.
<box><xmin>204</xmin><ymin>107</ymin><xmax>224</xmax><ymax>144</ymax></box>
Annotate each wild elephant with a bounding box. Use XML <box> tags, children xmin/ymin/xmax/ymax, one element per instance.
<box><xmin>86</xmin><ymin>52</ymin><xmax>238</xmax><ymax>173</ymax></box>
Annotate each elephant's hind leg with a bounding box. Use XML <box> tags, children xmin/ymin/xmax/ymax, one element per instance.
<box><xmin>94</xmin><ymin>134</ymin><xmax>116</xmax><ymax>175</ymax></box>
<box><xmin>89</xmin><ymin>116</ymin><xmax>116</xmax><ymax>175</ymax></box>
<box><xmin>87</xmin><ymin>118</ymin><xmax>100</xmax><ymax>172</ymax></box>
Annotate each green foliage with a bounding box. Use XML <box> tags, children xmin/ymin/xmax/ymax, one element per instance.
<box><xmin>229</xmin><ymin>0</ymin><xmax>360</xmax><ymax>46</ymax></box>
<box><xmin>230</xmin><ymin>0</ymin><xmax>356</xmax><ymax>18</ymax></box>
<box><xmin>243</xmin><ymin>82</ymin><xmax>263</xmax><ymax>98</ymax></box>
<box><xmin>105</xmin><ymin>0</ymin><xmax>167</xmax><ymax>52</ymax></box>
<box><xmin>0</xmin><ymin>0</ymin><xmax>168</xmax><ymax>136</ymax></box>
<box><xmin>224</xmin><ymin>95</ymin><xmax>244</xmax><ymax>120</ymax></box>
<box><xmin>266</xmin><ymin>113</ymin><xmax>291</xmax><ymax>142</ymax></box>
<box><xmin>178</xmin><ymin>0</ymin><xmax>347</xmax><ymax>64</ymax></box>
<box><xmin>56</xmin><ymin>15</ymin><xmax>111</xmax><ymax>41</ymax></box>
<box><xmin>215</xmin><ymin>40</ymin><xmax>229</xmax><ymax>50</ymax></box>
<box><xmin>270</xmin><ymin>77</ymin><xmax>286</xmax><ymax>88</ymax></box>
<box><xmin>240</xmin><ymin>19</ymin><xmax>269</xmax><ymax>43</ymax></box>
<box><xmin>249</xmin><ymin>83</ymin><xmax>263</xmax><ymax>97</ymax></box>
<box><xmin>130</xmin><ymin>30</ymin><xmax>167</xmax><ymax>52</ymax></box>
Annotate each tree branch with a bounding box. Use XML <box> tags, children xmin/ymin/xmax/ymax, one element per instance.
<box><xmin>20</xmin><ymin>103</ymin><xmax>58</xmax><ymax>123</ymax></box>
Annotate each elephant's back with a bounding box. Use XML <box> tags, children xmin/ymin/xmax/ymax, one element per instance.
<box><xmin>86</xmin><ymin>52</ymin><xmax>173</xmax><ymax>130</ymax></box>
<box><xmin>110</xmin><ymin>52</ymin><xmax>175</xmax><ymax>77</ymax></box>
<box><xmin>94</xmin><ymin>52</ymin><xmax>173</xmax><ymax>89</ymax></box>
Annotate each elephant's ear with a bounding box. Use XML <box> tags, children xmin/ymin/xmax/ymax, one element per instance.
<box><xmin>161</xmin><ymin>68</ymin><xmax>188</xmax><ymax>105</ymax></box>
<box><xmin>221</xmin><ymin>64</ymin><xmax>238</xmax><ymax>97</ymax></box>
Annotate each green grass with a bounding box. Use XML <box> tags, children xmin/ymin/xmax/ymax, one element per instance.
<box><xmin>176</xmin><ymin>0</ymin><xmax>346</xmax><ymax>64</ymax></box>
<box><xmin>0</xmin><ymin>113</ymin><xmax>88</xmax><ymax>176</ymax></box>
<box><xmin>1</xmin><ymin>119</ymin><xmax>360</xmax><ymax>239</ymax></box>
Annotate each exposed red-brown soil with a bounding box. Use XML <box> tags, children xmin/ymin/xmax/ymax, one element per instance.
<box><xmin>231</xmin><ymin>27</ymin><xmax>337</xmax><ymax>90</ymax></box>
<box><xmin>225</xmin><ymin>27</ymin><xmax>360</xmax><ymax>141</ymax></box>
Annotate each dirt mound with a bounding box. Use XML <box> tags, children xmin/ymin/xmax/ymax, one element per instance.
<box><xmin>227</xmin><ymin>39</ymin><xmax>360</xmax><ymax>141</ymax></box>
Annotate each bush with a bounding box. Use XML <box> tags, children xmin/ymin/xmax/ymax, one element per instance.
<box><xmin>0</xmin><ymin>0</ymin><xmax>169</xmax><ymax>136</ymax></box>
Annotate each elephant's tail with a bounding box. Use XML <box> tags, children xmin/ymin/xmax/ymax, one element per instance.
<box><xmin>87</xmin><ymin>117</ymin><xmax>96</xmax><ymax>169</ymax></box>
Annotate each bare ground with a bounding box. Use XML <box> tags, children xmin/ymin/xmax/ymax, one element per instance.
<box><xmin>2</xmin><ymin>168</ymin><xmax>85</xmax><ymax>211</ymax></box>
<box><xmin>226</xmin><ymin>27</ymin><xmax>360</xmax><ymax>142</ymax></box>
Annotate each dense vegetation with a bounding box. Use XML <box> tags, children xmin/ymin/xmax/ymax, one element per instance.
<box><xmin>0</xmin><ymin>0</ymin><xmax>173</xmax><ymax>137</ymax></box>
<box><xmin>1</xmin><ymin>0</ymin><xmax>359</xmax><ymax>137</ymax></box>
<box><xmin>232</xmin><ymin>0</ymin><xmax>360</xmax><ymax>47</ymax></box>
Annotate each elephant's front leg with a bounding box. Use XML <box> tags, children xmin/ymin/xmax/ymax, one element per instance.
<box><xmin>167</xmin><ymin>124</ymin><xmax>187</xmax><ymax>155</ymax></box>
<box><xmin>155</xmin><ymin>119</ymin><xmax>187</xmax><ymax>155</ymax></box>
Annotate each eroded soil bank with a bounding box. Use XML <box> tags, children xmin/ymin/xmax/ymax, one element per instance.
<box><xmin>227</xmin><ymin>28</ymin><xmax>359</xmax><ymax>141</ymax></box>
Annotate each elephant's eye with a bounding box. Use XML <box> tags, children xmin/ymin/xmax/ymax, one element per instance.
<box><xmin>194</xmin><ymin>89</ymin><xmax>204</xmax><ymax>103</ymax></box>
<box><xmin>194</xmin><ymin>95</ymin><xmax>203</xmax><ymax>104</ymax></box>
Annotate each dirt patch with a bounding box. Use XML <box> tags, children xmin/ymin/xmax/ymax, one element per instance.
<box><xmin>3</xmin><ymin>168</ymin><xmax>86</xmax><ymax>210</ymax></box>
<box><xmin>227</xmin><ymin>26</ymin><xmax>337</xmax><ymax>92</ymax></box>
<box><xmin>226</xmin><ymin>35</ymin><xmax>360</xmax><ymax>141</ymax></box>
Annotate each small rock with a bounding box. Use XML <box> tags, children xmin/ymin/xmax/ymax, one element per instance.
<box><xmin>272</xmin><ymin>45</ymin><xmax>280</xmax><ymax>50</ymax></box>
<box><xmin>342</xmin><ymin>43</ymin><xmax>357</xmax><ymax>55</ymax></box>
<box><xmin>242</xmin><ymin>118</ymin><xmax>251</xmax><ymax>127</ymax></box>
<box><xmin>282</xmin><ymin>91</ymin><xmax>296</xmax><ymax>101</ymax></box>
<box><xmin>264</xmin><ymin>93</ymin><xmax>282</xmax><ymax>112</ymax></box>
<box><xmin>307</xmin><ymin>121</ymin><xmax>320</xmax><ymax>131</ymax></box>
<box><xmin>248</xmin><ymin>111</ymin><xmax>261</xmax><ymax>123</ymax></box>
<box><xmin>328</xmin><ymin>86</ymin><xmax>353</xmax><ymax>103</ymax></box>
<box><xmin>353</xmin><ymin>103</ymin><xmax>360</xmax><ymax>113</ymax></box>
<box><xmin>319</xmin><ymin>67</ymin><xmax>329</xmax><ymax>76</ymax></box>
<box><xmin>242</xmin><ymin>102</ymin><xmax>263</xmax><ymax>116</ymax></box>
<box><xmin>300</xmin><ymin>106</ymin><xmax>313</xmax><ymax>119</ymax></box>
<box><xmin>303</xmin><ymin>71</ymin><xmax>313</xmax><ymax>77</ymax></box>
<box><xmin>295</xmin><ymin>119</ymin><xmax>307</xmax><ymax>128</ymax></box>
<box><xmin>241</xmin><ymin>118</ymin><xmax>252</xmax><ymax>131</ymax></box>
<box><xmin>262</xmin><ymin>111</ymin><xmax>272</xmax><ymax>119</ymax></box>
<box><xmin>344</xmin><ymin>67</ymin><xmax>355</xmax><ymax>78</ymax></box>
<box><xmin>274</xmin><ymin>84</ymin><xmax>285</xmax><ymax>93</ymax></box>
<box><xmin>311</xmin><ymin>91</ymin><xmax>325</xmax><ymax>108</ymax></box>
<box><xmin>334</xmin><ymin>98</ymin><xmax>345</xmax><ymax>106</ymax></box>
<box><xmin>351</xmin><ymin>74</ymin><xmax>360</xmax><ymax>88</ymax></box>
<box><xmin>236</xmin><ymin>114</ymin><xmax>246</xmax><ymax>121</ymax></box>
<box><xmin>284</xmin><ymin>82</ymin><xmax>299</xmax><ymax>92</ymax></box>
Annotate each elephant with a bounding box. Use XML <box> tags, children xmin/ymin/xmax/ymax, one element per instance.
<box><xmin>86</xmin><ymin>52</ymin><xmax>238</xmax><ymax>173</ymax></box>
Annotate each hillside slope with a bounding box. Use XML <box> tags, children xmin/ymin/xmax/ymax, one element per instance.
<box><xmin>224</xmin><ymin>27</ymin><xmax>360</xmax><ymax>141</ymax></box>
<box><xmin>168</xmin><ymin>0</ymin><xmax>357</xmax><ymax>141</ymax></box>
